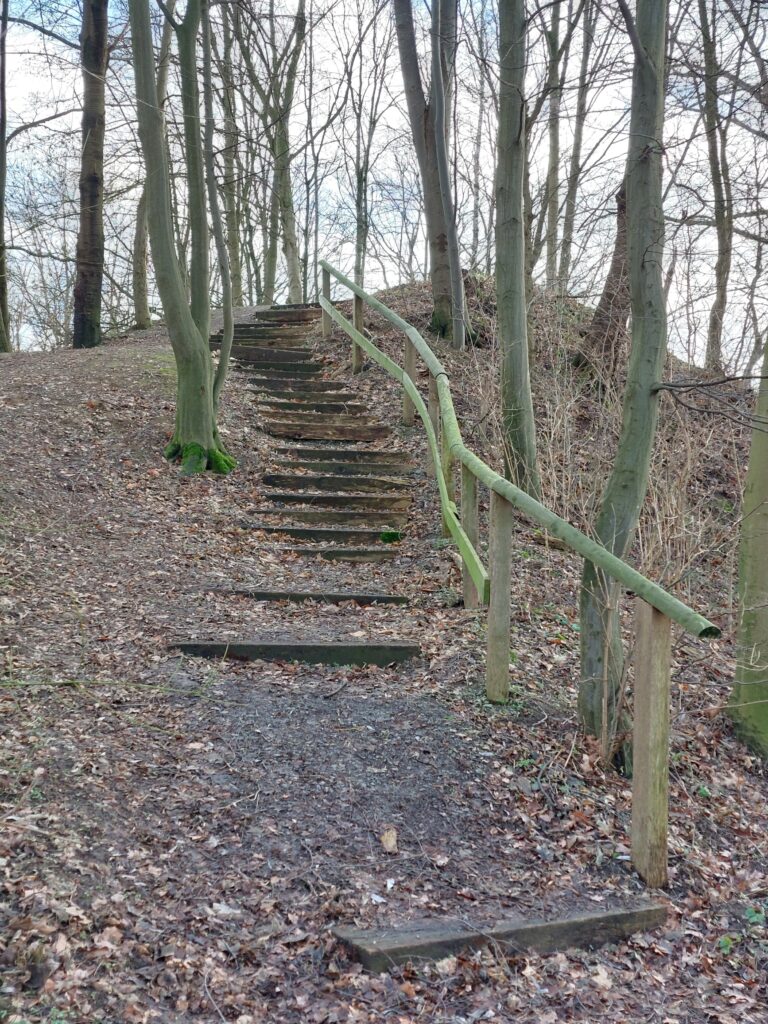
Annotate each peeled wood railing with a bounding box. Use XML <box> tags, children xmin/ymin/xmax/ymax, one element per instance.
<box><xmin>319</xmin><ymin>260</ymin><xmax>719</xmax><ymax>888</ymax></box>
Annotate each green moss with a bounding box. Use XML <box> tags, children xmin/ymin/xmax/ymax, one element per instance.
<box><xmin>207</xmin><ymin>449</ymin><xmax>236</xmax><ymax>475</ymax></box>
<box><xmin>165</xmin><ymin>440</ymin><xmax>236</xmax><ymax>476</ymax></box>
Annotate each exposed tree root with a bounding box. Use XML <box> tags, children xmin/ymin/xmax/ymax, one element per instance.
<box><xmin>164</xmin><ymin>440</ymin><xmax>236</xmax><ymax>476</ymax></box>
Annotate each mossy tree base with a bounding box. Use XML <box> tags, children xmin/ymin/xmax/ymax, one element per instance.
<box><xmin>164</xmin><ymin>440</ymin><xmax>236</xmax><ymax>476</ymax></box>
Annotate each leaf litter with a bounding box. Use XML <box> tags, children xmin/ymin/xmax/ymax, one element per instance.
<box><xmin>0</xmin><ymin>316</ymin><xmax>765</xmax><ymax>1021</ymax></box>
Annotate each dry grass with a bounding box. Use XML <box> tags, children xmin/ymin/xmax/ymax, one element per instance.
<box><xmin>369</xmin><ymin>277</ymin><xmax>746</xmax><ymax>632</ymax></box>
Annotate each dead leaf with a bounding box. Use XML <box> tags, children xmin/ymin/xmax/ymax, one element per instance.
<box><xmin>380</xmin><ymin>826</ymin><xmax>398</xmax><ymax>854</ymax></box>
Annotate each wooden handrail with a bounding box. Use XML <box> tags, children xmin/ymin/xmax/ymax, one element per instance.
<box><xmin>320</xmin><ymin>262</ymin><xmax>718</xmax><ymax>636</ymax></box>
<box><xmin>320</xmin><ymin>259</ymin><xmax>720</xmax><ymax>888</ymax></box>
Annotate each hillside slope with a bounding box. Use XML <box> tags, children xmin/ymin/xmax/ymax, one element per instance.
<box><xmin>0</xmin><ymin>308</ymin><xmax>765</xmax><ymax>1023</ymax></box>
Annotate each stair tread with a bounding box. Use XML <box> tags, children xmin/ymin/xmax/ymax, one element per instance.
<box><xmin>216</xmin><ymin>588</ymin><xmax>409</xmax><ymax>606</ymax></box>
<box><xmin>173</xmin><ymin>639</ymin><xmax>420</xmax><ymax>667</ymax></box>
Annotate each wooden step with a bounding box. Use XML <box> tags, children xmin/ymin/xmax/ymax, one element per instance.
<box><xmin>247</xmin><ymin>524</ymin><xmax>403</xmax><ymax>543</ymax></box>
<box><xmin>263</xmin><ymin>421</ymin><xmax>391</xmax><ymax>442</ymax></box>
<box><xmin>173</xmin><ymin>639</ymin><xmax>420</xmax><ymax>667</ymax></box>
<box><xmin>262</xmin><ymin>473</ymin><xmax>410</xmax><ymax>493</ymax></box>
<box><xmin>275</xmin><ymin>459</ymin><xmax>412</xmax><ymax>477</ymax></box>
<box><xmin>281</xmin><ymin>546</ymin><xmax>399</xmax><ymax>562</ymax></box>
<box><xmin>250</xmin><ymin>379</ymin><xmax>348</xmax><ymax>393</ymax></box>
<box><xmin>263</xmin><ymin>491</ymin><xmax>411</xmax><ymax>510</ymax></box>
<box><xmin>216</xmin><ymin>324</ymin><xmax>310</xmax><ymax>337</ymax></box>
<box><xmin>261</xmin><ymin>409</ymin><xmax>379</xmax><ymax>424</ymax></box>
<box><xmin>212</xmin><ymin>340</ymin><xmax>314</xmax><ymax>357</ymax></box>
<box><xmin>251</xmin><ymin>509</ymin><xmax>407</xmax><ymax>527</ymax></box>
<box><xmin>219</xmin><ymin>588</ymin><xmax>409</xmax><ymax>606</ymax></box>
<box><xmin>230</xmin><ymin>349</ymin><xmax>320</xmax><ymax>367</ymax></box>
<box><xmin>252</xmin><ymin>304</ymin><xmax>322</xmax><ymax>324</ymax></box>
<box><xmin>255</xmin><ymin>392</ymin><xmax>361</xmax><ymax>404</ymax></box>
<box><xmin>256</xmin><ymin>399</ymin><xmax>369</xmax><ymax>415</ymax></box>
<box><xmin>274</xmin><ymin>446</ymin><xmax>412</xmax><ymax>464</ymax></box>
<box><xmin>335</xmin><ymin>903</ymin><xmax>667</xmax><ymax>973</ymax></box>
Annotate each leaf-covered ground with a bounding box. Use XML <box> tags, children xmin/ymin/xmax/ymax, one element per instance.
<box><xmin>0</xmin><ymin>314</ymin><xmax>766</xmax><ymax>1023</ymax></box>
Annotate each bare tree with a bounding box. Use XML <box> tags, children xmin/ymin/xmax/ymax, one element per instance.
<box><xmin>496</xmin><ymin>0</ymin><xmax>539</xmax><ymax>493</ymax></box>
<box><xmin>579</xmin><ymin>0</ymin><xmax>669</xmax><ymax>751</ymax></box>
<box><xmin>73</xmin><ymin>0</ymin><xmax>109</xmax><ymax>349</ymax></box>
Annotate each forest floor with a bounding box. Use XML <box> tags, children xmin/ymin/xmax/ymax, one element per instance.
<box><xmin>0</xmin><ymin>303</ymin><xmax>767</xmax><ymax>1023</ymax></box>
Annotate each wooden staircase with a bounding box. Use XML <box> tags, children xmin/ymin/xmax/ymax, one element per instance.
<box><xmin>173</xmin><ymin>303</ymin><xmax>419</xmax><ymax>668</ymax></box>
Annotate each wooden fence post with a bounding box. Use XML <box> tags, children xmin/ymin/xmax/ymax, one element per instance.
<box><xmin>352</xmin><ymin>293</ymin><xmax>364</xmax><ymax>374</ymax></box>
<box><xmin>461</xmin><ymin>465</ymin><xmax>479</xmax><ymax>608</ymax></box>
<box><xmin>631</xmin><ymin>600</ymin><xmax>671</xmax><ymax>888</ymax></box>
<box><xmin>321</xmin><ymin>268</ymin><xmax>331</xmax><ymax>339</ymax></box>
<box><xmin>486</xmin><ymin>491</ymin><xmax>513</xmax><ymax>702</ymax></box>
<box><xmin>441</xmin><ymin>419</ymin><xmax>455</xmax><ymax>537</ymax></box>
<box><xmin>427</xmin><ymin>375</ymin><xmax>439</xmax><ymax>478</ymax></box>
<box><xmin>402</xmin><ymin>337</ymin><xmax>417</xmax><ymax>426</ymax></box>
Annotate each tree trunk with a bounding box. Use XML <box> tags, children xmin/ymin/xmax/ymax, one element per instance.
<box><xmin>579</xmin><ymin>0</ymin><xmax>668</xmax><ymax>748</ymax></box>
<box><xmin>581</xmin><ymin>179</ymin><xmax>630</xmax><ymax>373</ymax></box>
<box><xmin>275</xmin><ymin>118</ymin><xmax>302</xmax><ymax>304</ymax></box>
<box><xmin>731</xmin><ymin>339</ymin><xmax>768</xmax><ymax>756</ymax></box>
<box><xmin>263</xmin><ymin>167</ymin><xmax>279</xmax><ymax>305</ymax></box>
<box><xmin>545</xmin><ymin>1</ymin><xmax>562</xmax><ymax>290</ymax></box>
<box><xmin>132</xmin><ymin>190</ymin><xmax>151</xmax><ymax>329</ymax></box>
<box><xmin>393</xmin><ymin>0</ymin><xmax>453</xmax><ymax>337</ymax></box>
<box><xmin>177</xmin><ymin>4</ymin><xmax>209</xmax><ymax>341</ymax></box>
<box><xmin>73</xmin><ymin>0</ymin><xmax>109</xmax><ymax>349</ymax></box>
<box><xmin>219</xmin><ymin>11</ymin><xmax>243</xmax><ymax>308</ymax></box>
<box><xmin>496</xmin><ymin>0</ymin><xmax>540</xmax><ymax>496</ymax></box>
<box><xmin>128</xmin><ymin>0</ymin><xmax>233</xmax><ymax>474</ymax></box>
<box><xmin>431</xmin><ymin>0</ymin><xmax>464</xmax><ymax>349</ymax></box>
<box><xmin>559</xmin><ymin>0</ymin><xmax>595</xmax><ymax>291</ymax></box>
<box><xmin>699</xmin><ymin>0</ymin><xmax>731</xmax><ymax>373</ymax></box>
<box><xmin>132</xmin><ymin>1</ymin><xmax>175</xmax><ymax>330</ymax></box>
<box><xmin>0</xmin><ymin>0</ymin><xmax>11</xmax><ymax>353</ymax></box>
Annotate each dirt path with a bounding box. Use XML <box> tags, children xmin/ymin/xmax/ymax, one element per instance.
<box><xmin>1</xmin><ymin>323</ymin><xmax>766</xmax><ymax>1022</ymax></box>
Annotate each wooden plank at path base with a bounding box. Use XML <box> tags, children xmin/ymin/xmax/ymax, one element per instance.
<box><xmin>173</xmin><ymin>639</ymin><xmax>420</xmax><ymax>667</ymax></box>
<box><xmin>334</xmin><ymin>903</ymin><xmax>668</xmax><ymax>973</ymax></box>
<box><xmin>220</xmin><ymin>588</ymin><xmax>409</xmax><ymax>606</ymax></box>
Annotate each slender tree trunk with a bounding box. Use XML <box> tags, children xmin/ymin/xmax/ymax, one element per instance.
<box><xmin>559</xmin><ymin>0</ymin><xmax>595</xmax><ymax>291</ymax></box>
<box><xmin>699</xmin><ymin>0</ymin><xmax>731</xmax><ymax>373</ymax></box>
<box><xmin>579</xmin><ymin>0</ymin><xmax>668</xmax><ymax>747</ymax></box>
<box><xmin>275</xmin><ymin>118</ymin><xmax>302</xmax><ymax>304</ymax></box>
<box><xmin>132</xmin><ymin>190</ymin><xmax>151</xmax><ymax>328</ymax></box>
<box><xmin>263</xmin><ymin>168</ymin><xmax>279</xmax><ymax>305</ymax></box>
<box><xmin>128</xmin><ymin>0</ymin><xmax>233</xmax><ymax>474</ymax></box>
<box><xmin>470</xmin><ymin>65</ymin><xmax>485</xmax><ymax>270</ymax></box>
<box><xmin>202</xmin><ymin>0</ymin><xmax>232</xmax><ymax>409</ymax></box>
<box><xmin>431</xmin><ymin>0</ymin><xmax>464</xmax><ymax>349</ymax></box>
<box><xmin>132</xmin><ymin>2</ymin><xmax>174</xmax><ymax>331</ymax></box>
<box><xmin>219</xmin><ymin>12</ymin><xmax>243</xmax><ymax>308</ymax></box>
<box><xmin>177</xmin><ymin>3</ymin><xmax>209</xmax><ymax>341</ymax></box>
<box><xmin>0</xmin><ymin>0</ymin><xmax>11</xmax><ymax>353</ymax></box>
<box><xmin>581</xmin><ymin>179</ymin><xmax>630</xmax><ymax>371</ymax></box>
<box><xmin>545</xmin><ymin>1</ymin><xmax>562</xmax><ymax>289</ymax></box>
<box><xmin>497</xmin><ymin>0</ymin><xmax>540</xmax><ymax>496</ymax></box>
<box><xmin>731</xmin><ymin>340</ymin><xmax>768</xmax><ymax>755</ymax></box>
<box><xmin>393</xmin><ymin>0</ymin><xmax>453</xmax><ymax>337</ymax></box>
<box><xmin>73</xmin><ymin>0</ymin><xmax>109</xmax><ymax>349</ymax></box>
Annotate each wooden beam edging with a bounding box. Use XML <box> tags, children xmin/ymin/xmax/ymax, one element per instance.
<box><xmin>321</xmin><ymin>299</ymin><xmax>490</xmax><ymax>604</ymax></box>
<box><xmin>319</xmin><ymin>267</ymin><xmax>718</xmax><ymax>638</ymax></box>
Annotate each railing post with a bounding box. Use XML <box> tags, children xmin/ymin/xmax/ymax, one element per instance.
<box><xmin>402</xmin><ymin>337</ymin><xmax>417</xmax><ymax>426</ymax></box>
<box><xmin>352</xmin><ymin>293</ymin><xmax>364</xmax><ymax>374</ymax></box>
<box><xmin>631</xmin><ymin>600</ymin><xmax>671</xmax><ymax>888</ymax></box>
<box><xmin>486</xmin><ymin>491</ymin><xmax>513</xmax><ymax>703</ymax></box>
<box><xmin>427</xmin><ymin>374</ymin><xmax>439</xmax><ymax>478</ymax></box>
<box><xmin>461</xmin><ymin>465</ymin><xmax>479</xmax><ymax>608</ymax></box>
<box><xmin>441</xmin><ymin>419</ymin><xmax>455</xmax><ymax>537</ymax></box>
<box><xmin>321</xmin><ymin>267</ymin><xmax>331</xmax><ymax>339</ymax></box>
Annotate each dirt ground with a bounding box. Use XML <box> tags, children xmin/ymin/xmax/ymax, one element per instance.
<box><xmin>1</xmin><ymin>318</ymin><xmax>766</xmax><ymax>1023</ymax></box>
